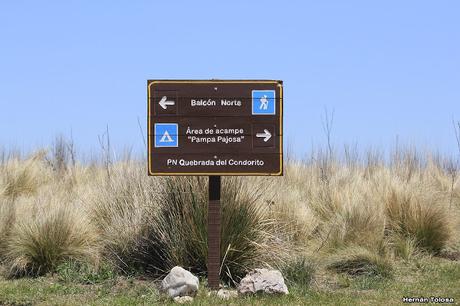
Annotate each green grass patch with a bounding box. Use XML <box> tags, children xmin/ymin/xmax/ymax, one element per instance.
<box><xmin>282</xmin><ymin>255</ymin><xmax>316</xmax><ymax>287</ymax></box>
<box><xmin>56</xmin><ymin>261</ymin><xmax>117</xmax><ymax>285</ymax></box>
<box><xmin>0</xmin><ymin>257</ymin><xmax>458</xmax><ymax>305</ymax></box>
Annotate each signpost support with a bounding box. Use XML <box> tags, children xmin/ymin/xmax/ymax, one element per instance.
<box><xmin>207</xmin><ymin>175</ymin><xmax>221</xmax><ymax>289</ymax></box>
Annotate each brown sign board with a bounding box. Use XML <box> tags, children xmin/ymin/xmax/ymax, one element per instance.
<box><xmin>147</xmin><ymin>80</ymin><xmax>283</xmax><ymax>175</ymax></box>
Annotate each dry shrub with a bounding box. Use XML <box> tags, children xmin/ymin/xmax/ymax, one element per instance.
<box><xmin>135</xmin><ymin>176</ymin><xmax>208</xmax><ymax>275</ymax></box>
<box><xmin>316</xmin><ymin>186</ymin><xmax>385</xmax><ymax>250</ymax></box>
<box><xmin>384</xmin><ymin>183</ymin><xmax>452</xmax><ymax>254</ymax></box>
<box><xmin>304</xmin><ymin>166</ymin><xmax>387</xmax><ymax>252</ymax></box>
<box><xmin>89</xmin><ymin>167</ymin><xmax>288</xmax><ymax>283</ymax></box>
<box><xmin>269</xmin><ymin>163</ymin><xmax>319</xmax><ymax>246</ymax></box>
<box><xmin>276</xmin><ymin>152</ymin><xmax>459</xmax><ymax>262</ymax></box>
<box><xmin>86</xmin><ymin>162</ymin><xmax>161</xmax><ymax>273</ymax></box>
<box><xmin>4</xmin><ymin>193</ymin><xmax>99</xmax><ymax>277</ymax></box>
<box><xmin>0</xmin><ymin>151</ymin><xmax>51</xmax><ymax>199</ymax></box>
<box><xmin>134</xmin><ymin>176</ymin><xmax>286</xmax><ymax>283</ymax></box>
<box><xmin>220</xmin><ymin>176</ymin><xmax>285</xmax><ymax>282</ymax></box>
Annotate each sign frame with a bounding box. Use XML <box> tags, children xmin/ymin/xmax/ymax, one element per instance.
<box><xmin>147</xmin><ymin>79</ymin><xmax>283</xmax><ymax>176</ymax></box>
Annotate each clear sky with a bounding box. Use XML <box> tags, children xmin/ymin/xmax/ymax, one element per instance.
<box><xmin>0</xmin><ymin>1</ymin><xmax>459</xmax><ymax>159</ymax></box>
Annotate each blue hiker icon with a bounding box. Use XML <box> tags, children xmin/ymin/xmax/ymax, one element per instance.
<box><xmin>252</xmin><ymin>90</ymin><xmax>276</xmax><ymax>115</ymax></box>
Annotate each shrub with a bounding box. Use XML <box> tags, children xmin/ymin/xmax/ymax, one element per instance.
<box><xmin>87</xmin><ymin>163</ymin><xmax>161</xmax><ymax>273</ymax></box>
<box><xmin>91</xmin><ymin>174</ymin><xmax>288</xmax><ymax>284</ymax></box>
<box><xmin>307</xmin><ymin>175</ymin><xmax>386</xmax><ymax>251</ymax></box>
<box><xmin>4</xmin><ymin>201</ymin><xmax>99</xmax><ymax>277</ymax></box>
<box><xmin>0</xmin><ymin>151</ymin><xmax>49</xmax><ymax>199</ymax></box>
<box><xmin>136</xmin><ymin>176</ymin><xmax>283</xmax><ymax>284</ymax></box>
<box><xmin>385</xmin><ymin>187</ymin><xmax>452</xmax><ymax>254</ymax></box>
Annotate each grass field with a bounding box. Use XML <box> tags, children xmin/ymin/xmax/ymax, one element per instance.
<box><xmin>0</xmin><ymin>257</ymin><xmax>458</xmax><ymax>305</ymax></box>
<box><xmin>0</xmin><ymin>139</ymin><xmax>459</xmax><ymax>305</ymax></box>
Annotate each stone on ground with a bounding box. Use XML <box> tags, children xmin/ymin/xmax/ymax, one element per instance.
<box><xmin>161</xmin><ymin>266</ymin><xmax>199</xmax><ymax>298</ymax></box>
<box><xmin>217</xmin><ymin>288</ymin><xmax>238</xmax><ymax>300</ymax></box>
<box><xmin>173</xmin><ymin>296</ymin><xmax>194</xmax><ymax>304</ymax></box>
<box><xmin>238</xmin><ymin>268</ymin><xmax>289</xmax><ymax>295</ymax></box>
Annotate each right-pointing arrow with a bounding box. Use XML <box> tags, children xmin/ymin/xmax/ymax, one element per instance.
<box><xmin>256</xmin><ymin>129</ymin><xmax>272</xmax><ymax>142</ymax></box>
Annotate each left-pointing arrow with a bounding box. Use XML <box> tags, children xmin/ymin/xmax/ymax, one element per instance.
<box><xmin>159</xmin><ymin>96</ymin><xmax>175</xmax><ymax>109</ymax></box>
<box><xmin>256</xmin><ymin>129</ymin><xmax>272</xmax><ymax>142</ymax></box>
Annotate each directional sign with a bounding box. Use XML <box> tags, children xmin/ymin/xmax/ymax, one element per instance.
<box><xmin>147</xmin><ymin>80</ymin><xmax>283</xmax><ymax>175</ymax></box>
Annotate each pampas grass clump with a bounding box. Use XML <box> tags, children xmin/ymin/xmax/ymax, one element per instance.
<box><xmin>5</xmin><ymin>201</ymin><xmax>99</xmax><ymax>277</ymax></box>
<box><xmin>385</xmin><ymin>185</ymin><xmax>452</xmax><ymax>255</ymax></box>
<box><xmin>1</xmin><ymin>151</ymin><xmax>51</xmax><ymax>199</ymax></box>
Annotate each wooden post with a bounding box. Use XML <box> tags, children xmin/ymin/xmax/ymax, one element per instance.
<box><xmin>207</xmin><ymin>175</ymin><xmax>221</xmax><ymax>289</ymax></box>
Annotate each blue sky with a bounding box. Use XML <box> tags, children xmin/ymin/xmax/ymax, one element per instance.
<box><xmin>0</xmin><ymin>1</ymin><xmax>459</xmax><ymax>158</ymax></box>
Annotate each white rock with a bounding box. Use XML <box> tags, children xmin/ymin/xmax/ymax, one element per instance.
<box><xmin>238</xmin><ymin>268</ymin><xmax>289</xmax><ymax>295</ymax></box>
<box><xmin>217</xmin><ymin>288</ymin><xmax>238</xmax><ymax>300</ymax></box>
<box><xmin>173</xmin><ymin>296</ymin><xmax>194</xmax><ymax>304</ymax></box>
<box><xmin>162</xmin><ymin>266</ymin><xmax>199</xmax><ymax>298</ymax></box>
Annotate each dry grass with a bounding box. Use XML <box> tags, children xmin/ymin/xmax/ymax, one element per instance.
<box><xmin>0</xmin><ymin>198</ymin><xmax>15</xmax><ymax>260</ymax></box>
<box><xmin>269</xmin><ymin>153</ymin><xmax>460</xmax><ymax>262</ymax></box>
<box><xmin>0</xmin><ymin>144</ymin><xmax>459</xmax><ymax>284</ymax></box>
<box><xmin>0</xmin><ymin>151</ymin><xmax>51</xmax><ymax>199</ymax></box>
<box><xmin>2</xmin><ymin>185</ymin><xmax>99</xmax><ymax>277</ymax></box>
<box><xmin>84</xmin><ymin>162</ymin><xmax>161</xmax><ymax>273</ymax></box>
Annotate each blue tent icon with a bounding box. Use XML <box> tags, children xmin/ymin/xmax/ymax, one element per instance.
<box><xmin>154</xmin><ymin>123</ymin><xmax>178</xmax><ymax>147</ymax></box>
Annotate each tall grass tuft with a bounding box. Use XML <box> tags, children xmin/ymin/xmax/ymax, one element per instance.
<box><xmin>86</xmin><ymin>162</ymin><xmax>161</xmax><ymax>273</ymax></box>
<box><xmin>135</xmin><ymin>176</ymin><xmax>208</xmax><ymax>275</ymax></box>
<box><xmin>305</xmin><ymin>166</ymin><xmax>387</xmax><ymax>252</ymax></box>
<box><xmin>4</xmin><ymin>197</ymin><xmax>99</xmax><ymax>277</ymax></box>
<box><xmin>220</xmin><ymin>177</ymin><xmax>284</xmax><ymax>282</ymax></box>
<box><xmin>385</xmin><ymin>185</ymin><xmax>452</xmax><ymax>254</ymax></box>
<box><xmin>1</xmin><ymin>151</ymin><xmax>50</xmax><ymax>199</ymax></box>
<box><xmin>89</xmin><ymin>169</ymin><xmax>285</xmax><ymax>283</ymax></box>
<box><xmin>135</xmin><ymin>176</ymin><xmax>283</xmax><ymax>283</ymax></box>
